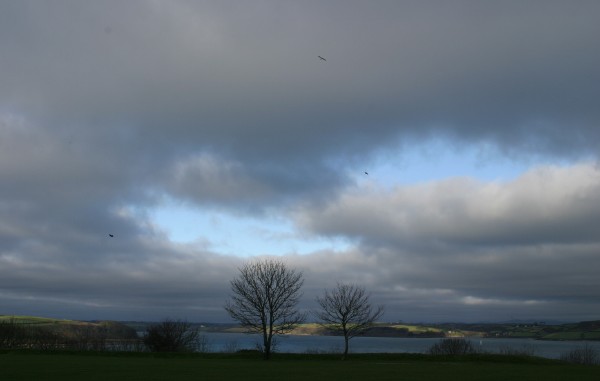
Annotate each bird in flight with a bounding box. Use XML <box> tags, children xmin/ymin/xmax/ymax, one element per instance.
<box><xmin>364</xmin><ymin>171</ymin><xmax>369</xmax><ymax>175</ymax></box>
<box><xmin>318</xmin><ymin>56</ymin><xmax>326</xmax><ymax>61</ymax></box>
<box><xmin>109</xmin><ymin>234</ymin><xmax>114</xmax><ymax>238</ymax></box>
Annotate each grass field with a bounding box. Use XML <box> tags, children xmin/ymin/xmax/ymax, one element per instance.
<box><xmin>390</xmin><ymin>324</ymin><xmax>444</xmax><ymax>334</ymax></box>
<box><xmin>1</xmin><ymin>352</ymin><xmax>598</xmax><ymax>381</ymax></box>
<box><xmin>0</xmin><ymin>315</ymin><xmax>77</xmax><ymax>325</ymax></box>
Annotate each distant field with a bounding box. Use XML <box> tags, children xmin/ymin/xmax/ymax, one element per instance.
<box><xmin>543</xmin><ymin>331</ymin><xmax>600</xmax><ymax>340</ymax></box>
<box><xmin>0</xmin><ymin>352</ymin><xmax>598</xmax><ymax>381</ymax></box>
<box><xmin>0</xmin><ymin>315</ymin><xmax>82</xmax><ymax>325</ymax></box>
<box><xmin>0</xmin><ymin>315</ymin><xmax>78</xmax><ymax>325</ymax></box>
<box><xmin>0</xmin><ymin>315</ymin><xmax>138</xmax><ymax>343</ymax></box>
<box><xmin>390</xmin><ymin>324</ymin><xmax>444</xmax><ymax>334</ymax></box>
<box><xmin>281</xmin><ymin>323</ymin><xmax>447</xmax><ymax>337</ymax></box>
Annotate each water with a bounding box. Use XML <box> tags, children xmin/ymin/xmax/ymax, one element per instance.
<box><xmin>198</xmin><ymin>332</ymin><xmax>600</xmax><ymax>359</ymax></box>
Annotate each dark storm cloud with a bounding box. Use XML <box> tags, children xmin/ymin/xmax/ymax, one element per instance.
<box><xmin>3</xmin><ymin>1</ymin><xmax>600</xmax><ymax>177</ymax></box>
<box><xmin>2</xmin><ymin>1</ymin><xmax>600</xmax><ymax>322</ymax></box>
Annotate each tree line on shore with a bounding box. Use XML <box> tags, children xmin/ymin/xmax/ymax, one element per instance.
<box><xmin>2</xmin><ymin>259</ymin><xmax>599</xmax><ymax>365</ymax></box>
<box><xmin>1</xmin><ymin>259</ymin><xmax>384</xmax><ymax>359</ymax></box>
<box><xmin>0</xmin><ymin>319</ymin><xmax>140</xmax><ymax>351</ymax></box>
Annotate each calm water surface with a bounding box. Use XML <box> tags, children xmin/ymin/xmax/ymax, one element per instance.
<box><xmin>198</xmin><ymin>332</ymin><xmax>600</xmax><ymax>359</ymax></box>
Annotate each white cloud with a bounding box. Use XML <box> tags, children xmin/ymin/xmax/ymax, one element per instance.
<box><xmin>297</xmin><ymin>163</ymin><xmax>600</xmax><ymax>247</ymax></box>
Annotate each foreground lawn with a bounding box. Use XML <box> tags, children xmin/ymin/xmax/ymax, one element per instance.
<box><xmin>1</xmin><ymin>352</ymin><xmax>598</xmax><ymax>381</ymax></box>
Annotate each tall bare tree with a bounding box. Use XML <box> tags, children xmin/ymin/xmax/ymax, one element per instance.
<box><xmin>315</xmin><ymin>283</ymin><xmax>384</xmax><ymax>359</ymax></box>
<box><xmin>225</xmin><ymin>259</ymin><xmax>305</xmax><ymax>359</ymax></box>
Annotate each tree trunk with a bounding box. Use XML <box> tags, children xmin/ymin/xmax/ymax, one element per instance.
<box><xmin>263</xmin><ymin>332</ymin><xmax>271</xmax><ymax>360</ymax></box>
<box><xmin>343</xmin><ymin>335</ymin><xmax>349</xmax><ymax>360</ymax></box>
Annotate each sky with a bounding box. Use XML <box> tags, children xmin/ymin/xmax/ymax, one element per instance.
<box><xmin>1</xmin><ymin>0</ymin><xmax>600</xmax><ymax>323</ymax></box>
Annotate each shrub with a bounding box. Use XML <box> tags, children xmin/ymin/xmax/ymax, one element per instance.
<box><xmin>498</xmin><ymin>344</ymin><xmax>536</xmax><ymax>357</ymax></box>
<box><xmin>560</xmin><ymin>344</ymin><xmax>599</xmax><ymax>365</ymax></box>
<box><xmin>1</xmin><ymin>319</ymin><xmax>141</xmax><ymax>351</ymax></box>
<box><xmin>143</xmin><ymin>319</ymin><xmax>199</xmax><ymax>352</ymax></box>
<box><xmin>0</xmin><ymin>319</ymin><xmax>62</xmax><ymax>350</ymax></box>
<box><xmin>428</xmin><ymin>338</ymin><xmax>477</xmax><ymax>356</ymax></box>
<box><xmin>222</xmin><ymin>340</ymin><xmax>239</xmax><ymax>353</ymax></box>
<box><xmin>0</xmin><ymin>319</ymin><xmax>27</xmax><ymax>349</ymax></box>
<box><xmin>196</xmin><ymin>334</ymin><xmax>211</xmax><ymax>353</ymax></box>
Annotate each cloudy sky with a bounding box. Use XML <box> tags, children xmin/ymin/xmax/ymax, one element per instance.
<box><xmin>2</xmin><ymin>0</ymin><xmax>600</xmax><ymax>323</ymax></box>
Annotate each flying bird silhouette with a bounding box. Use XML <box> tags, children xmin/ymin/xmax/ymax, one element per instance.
<box><xmin>318</xmin><ymin>56</ymin><xmax>326</xmax><ymax>61</ymax></box>
<box><xmin>364</xmin><ymin>171</ymin><xmax>369</xmax><ymax>175</ymax></box>
<box><xmin>109</xmin><ymin>234</ymin><xmax>114</xmax><ymax>238</ymax></box>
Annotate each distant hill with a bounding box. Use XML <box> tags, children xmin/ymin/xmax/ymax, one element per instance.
<box><xmin>194</xmin><ymin>320</ymin><xmax>600</xmax><ymax>341</ymax></box>
<box><xmin>5</xmin><ymin>316</ymin><xmax>599</xmax><ymax>341</ymax></box>
<box><xmin>0</xmin><ymin>315</ymin><xmax>138</xmax><ymax>340</ymax></box>
<box><xmin>0</xmin><ymin>315</ymin><xmax>79</xmax><ymax>325</ymax></box>
<box><xmin>430</xmin><ymin>321</ymin><xmax>600</xmax><ymax>340</ymax></box>
<box><xmin>285</xmin><ymin>323</ymin><xmax>445</xmax><ymax>338</ymax></box>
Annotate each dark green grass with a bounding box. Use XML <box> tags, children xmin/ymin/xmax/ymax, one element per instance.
<box><xmin>1</xmin><ymin>352</ymin><xmax>598</xmax><ymax>381</ymax></box>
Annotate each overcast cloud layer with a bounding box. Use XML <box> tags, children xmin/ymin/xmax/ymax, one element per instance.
<box><xmin>2</xmin><ymin>1</ymin><xmax>600</xmax><ymax>323</ymax></box>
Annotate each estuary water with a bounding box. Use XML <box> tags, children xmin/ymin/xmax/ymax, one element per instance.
<box><xmin>198</xmin><ymin>332</ymin><xmax>600</xmax><ymax>360</ymax></box>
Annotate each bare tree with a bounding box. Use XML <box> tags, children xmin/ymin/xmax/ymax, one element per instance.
<box><xmin>315</xmin><ymin>283</ymin><xmax>384</xmax><ymax>359</ymax></box>
<box><xmin>225</xmin><ymin>259</ymin><xmax>305</xmax><ymax>359</ymax></box>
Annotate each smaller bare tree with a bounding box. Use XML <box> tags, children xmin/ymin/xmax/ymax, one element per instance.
<box><xmin>315</xmin><ymin>283</ymin><xmax>384</xmax><ymax>359</ymax></box>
